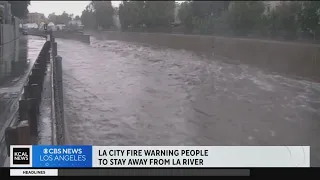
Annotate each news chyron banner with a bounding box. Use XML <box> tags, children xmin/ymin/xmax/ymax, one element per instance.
<box><xmin>10</xmin><ymin>145</ymin><xmax>310</xmax><ymax>169</ymax></box>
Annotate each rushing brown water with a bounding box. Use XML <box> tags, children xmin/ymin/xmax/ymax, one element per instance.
<box><xmin>57</xmin><ymin>36</ymin><xmax>320</xmax><ymax>166</ymax></box>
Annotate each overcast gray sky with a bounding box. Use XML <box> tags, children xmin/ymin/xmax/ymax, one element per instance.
<box><xmin>28</xmin><ymin>1</ymin><xmax>122</xmax><ymax>17</ymax></box>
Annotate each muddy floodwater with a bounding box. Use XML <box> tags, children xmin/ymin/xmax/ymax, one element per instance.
<box><xmin>56</xmin><ymin>36</ymin><xmax>320</xmax><ymax>166</ymax></box>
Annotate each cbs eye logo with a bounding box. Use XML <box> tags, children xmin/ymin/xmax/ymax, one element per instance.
<box><xmin>43</xmin><ymin>148</ymin><xmax>49</xmax><ymax>154</ymax></box>
<box><xmin>13</xmin><ymin>148</ymin><xmax>30</xmax><ymax>165</ymax></box>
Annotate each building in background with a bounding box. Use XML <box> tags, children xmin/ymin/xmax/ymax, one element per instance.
<box><xmin>56</xmin><ymin>24</ymin><xmax>66</xmax><ymax>31</ymax></box>
<box><xmin>22</xmin><ymin>23</ymin><xmax>38</xmax><ymax>29</ymax></box>
<box><xmin>68</xmin><ymin>20</ymin><xmax>82</xmax><ymax>26</ymax></box>
<box><xmin>27</xmin><ymin>12</ymin><xmax>46</xmax><ymax>25</ymax></box>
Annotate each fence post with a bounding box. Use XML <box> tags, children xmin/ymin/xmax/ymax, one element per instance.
<box><xmin>30</xmin><ymin>68</ymin><xmax>44</xmax><ymax>90</ymax></box>
<box><xmin>50</xmin><ymin>31</ymin><xmax>54</xmax><ymax>48</ymax></box>
<box><xmin>55</xmin><ymin>55</ymin><xmax>64</xmax><ymax>123</ymax></box>
<box><xmin>23</xmin><ymin>85</ymin><xmax>31</xmax><ymax>101</ymax></box>
<box><xmin>51</xmin><ymin>37</ymin><xmax>55</xmax><ymax>51</ymax></box>
<box><xmin>53</xmin><ymin>42</ymin><xmax>57</xmax><ymax>58</ymax></box>
<box><xmin>26</xmin><ymin>98</ymin><xmax>38</xmax><ymax>136</ymax></box>
<box><xmin>34</xmin><ymin>62</ymin><xmax>41</xmax><ymax>69</ymax></box>
<box><xmin>18</xmin><ymin>99</ymin><xmax>31</xmax><ymax>121</ymax></box>
<box><xmin>5</xmin><ymin>127</ymin><xmax>17</xmax><ymax>156</ymax></box>
<box><xmin>46</xmin><ymin>52</ymin><xmax>50</xmax><ymax>63</ymax></box>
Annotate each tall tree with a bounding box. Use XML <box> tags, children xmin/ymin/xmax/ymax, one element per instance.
<box><xmin>119</xmin><ymin>1</ymin><xmax>130</xmax><ymax>30</ymax></box>
<box><xmin>144</xmin><ymin>1</ymin><xmax>175</xmax><ymax>28</ymax></box>
<box><xmin>48</xmin><ymin>13</ymin><xmax>57</xmax><ymax>23</ymax></box>
<box><xmin>74</xmin><ymin>15</ymin><xmax>81</xmax><ymax>20</ymax></box>
<box><xmin>178</xmin><ymin>1</ymin><xmax>194</xmax><ymax>32</ymax></box>
<box><xmin>81</xmin><ymin>2</ymin><xmax>97</xmax><ymax>29</ymax></box>
<box><xmin>9</xmin><ymin>1</ymin><xmax>30</xmax><ymax>19</ymax></box>
<box><xmin>119</xmin><ymin>1</ymin><xmax>147</xmax><ymax>30</ymax></box>
<box><xmin>191</xmin><ymin>1</ymin><xmax>231</xmax><ymax>18</ymax></box>
<box><xmin>271</xmin><ymin>1</ymin><xmax>302</xmax><ymax>39</ymax></box>
<box><xmin>128</xmin><ymin>1</ymin><xmax>146</xmax><ymax>28</ymax></box>
<box><xmin>119</xmin><ymin>1</ymin><xmax>174</xmax><ymax>31</ymax></box>
<box><xmin>55</xmin><ymin>11</ymin><xmax>73</xmax><ymax>25</ymax></box>
<box><xmin>299</xmin><ymin>1</ymin><xmax>320</xmax><ymax>39</ymax></box>
<box><xmin>178</xmin><ymin>1</ymin><xmax>231</xmax><ymax>33</ymax></box>
<box><xmin>92</xmin><ymin>1</ymin><xmax>114</xmax><ymax>29</ymax></box>
<box><xmin>228</xmin><ymin>1</ymin><xmax>265</xmax><ymax>36</ymax></box>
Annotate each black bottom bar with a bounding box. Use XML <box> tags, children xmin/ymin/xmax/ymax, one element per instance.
<box><xmin>3</xmin><ymin>168</ymin><xmax>320</xmax><ymax>177</ymax></box>
<box><xmin>58</xmin><ymin>168</ymin><xmax>249</xmax><ymax>176</ymax></box>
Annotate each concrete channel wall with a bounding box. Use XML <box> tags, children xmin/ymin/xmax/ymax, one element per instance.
<box><xmin>100</xmin><ymin>31</ymin><xmax>320</xmax><ymax>81</ymax></box>
<box><xmin>53</xmin><ymin>31</ymin><xmax>90</xmax><ymax>44</ymax></box>
<box><xmin>27</xmin><ymin>29</ymin><xmax>90</xmax><ymax>44</ymax></box>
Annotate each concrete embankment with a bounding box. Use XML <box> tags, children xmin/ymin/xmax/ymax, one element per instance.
<box><xmin>97</xmin><ymin>31</ymin><xmax>320</xmax><ymax>81</ymax></box>
<box><xmin>27</xmin><ymin>29</ymin><xmax>90</xmax><ymax>44</ymax></box>
<box><xmin>53</xmin><ymin>31</ymin><xmax>90</xmax><ymax>44</ymax></box>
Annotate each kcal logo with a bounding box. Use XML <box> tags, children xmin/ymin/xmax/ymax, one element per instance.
<box><xmin>12</xmin><ymin>148</ymin><xmax>30</xmax><ymax>165</ymax></box>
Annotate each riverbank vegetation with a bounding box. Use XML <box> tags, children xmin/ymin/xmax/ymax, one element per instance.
<box><xmin>81</xmin><ymin>1</ymin><xmax>320</xmax><ymax>42</ymax></box>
